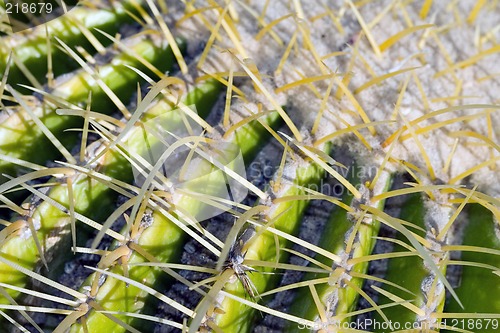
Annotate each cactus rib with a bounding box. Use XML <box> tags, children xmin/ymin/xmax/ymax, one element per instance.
<box><xmin>0</xmin><ymin>34</ymin><xmax>177</xmax><ymax>185</ymax></box>
<box><xmin>0</xmin><ymin>1</ymin><xmax>499</xmax><ymax>332</ymax></box>
<box><xmin>68</xmin><ymin>82</ymin><xmax>283</xmax><ymax>332</ymax></box>
<box><xmin>0</xmin><ymin>0</ymin><xmax>144</xmax><ymax>87</ymax></box>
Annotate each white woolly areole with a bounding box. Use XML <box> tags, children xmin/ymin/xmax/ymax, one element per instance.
<box><xmin>20</xmin><ymin>218</ymin><xmax>41</xmax><ymax>240</ymax></box>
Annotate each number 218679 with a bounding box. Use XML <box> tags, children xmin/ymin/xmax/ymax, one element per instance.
<box><xmin>5</xmin><ymin>2</ymin><xmax>53</xmax><ymax>15</ymax></box>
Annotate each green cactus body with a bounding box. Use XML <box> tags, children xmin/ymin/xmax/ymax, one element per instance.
<box><xmin>0</xmin><ymin>146</ymin><xmax>129</xmax><ymax>302</ymax></box>
<box><xmin>213</xmin><ymin>143</ymin><xmax>331</xmax><ymax>333</ymax></box>
<box><xmin>288</xmin><ymin>163</ymin><xmax>392</xmax><ymax>332</ymax></box>
<box><xmin>0</xmin><ymin>76</ymin><xmax>218</xmax><ymax>318</ymax></box>
<box><xmin>289</xmin><ymin>167</ymin><xmax>361</xmax><ymax>331</ymax></box>
<box><xmin>51</xmin><ymin>37</ymin><xmax>177</xmax><ymax>112</ymax></box>
<box><xmin>0</xmin><ymin>36</ymin><xmax>176</xmax><ymax>184</ymax></box>
<box><xmin>443</xmin><ymin>204</ymin><xmax>500</xmax><ymax>333</ymax></box>
<box><xmin>70</xmin><ymin>87</ymin><xmax>283</xmax><ymax>332</ymax></box>
<box><xmin>372</xmin><ymin>192</ymin><xmax>429</xmax><ymax>331</ymax></box>
<box><xmin>0</xmin><ymin>1</ymin><xmax>499</xmax><ymax>332</ymax></box>
<box><xmin>0</xmin><ymin>0</ymin><xmax>142</xmax><ymax>86</ymax></box>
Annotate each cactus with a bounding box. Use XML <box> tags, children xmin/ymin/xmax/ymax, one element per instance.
<box><xmin>0</xmin><ymin>0</ymin><xmax>145</xmax><ymax>88</ymax></box>
<box><xmin>0</xmin><ymin>32</ymin><xmax>177</xmax><ymax>186</ymax></box>
<box><xmin>0</xmin><ymin>1</ymin><xmax>499</xmax><ymax>333</ymax></box>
